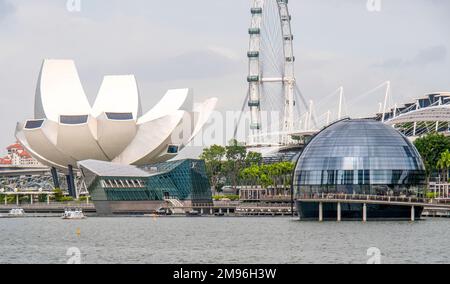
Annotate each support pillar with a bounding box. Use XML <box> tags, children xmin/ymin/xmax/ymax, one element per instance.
<box><xmin>66</xmin><ymin>175</ymin><xmax>73</xmax><ymax>198</ymax></box>
<box><xmin>411</xmin><ymin>206</ymin><xmax>415</xmax><ymax>222</ymax></box>
<box><xmin>86</xmin><ymin>196</ymin><xmax>89</xmax><ymax>204</ymax></box>
<box><xmin>200</xmin><ymin>208</ymin><xmax>204</xmax><ymax>215</ymax></box>
<box><xmin>67</xmin><ymin>165</ymin><xmax>77</xmax><ymax>199</ymax></box>
<box><xmin>51</xmin><ymin>167</ymin><xmax>60</xmax><ymax>189</ymax></box>
<box><xmin>363</xmin><ymin>203</ymin><xmax>367</xmax><ymax>222</ymax></box>
<box><xmin>30</xmin><ymin>194</ymin><xmax>33</xmax><ymax>205</ymax></box>
<box><xmin>4</xmin><ymin>195</ymin><xmax>7</xmax><ymax>205</ymax></box>
<box><xmin>337</xmin><ymin>202</ymin><xmax>341</xmax><ymax>222</ymax></box>
<box><xmin>227</xmin><ymin>208</ymin><xmax>230</xmax><ymax>215</ymax></box>
<box><xmin>16</xmin><ymin>195</ymin><xmax>19</xmax><ymax>206</ymax></box>
<box><xmin>319</xmin><ymin>202</ymin><xmax>323</xmax><ymax>222</ymax></box>
<box><xmin>47</xmin><ymin>195</ymin><xmax>50</xmax><ymax>205</ymax></box>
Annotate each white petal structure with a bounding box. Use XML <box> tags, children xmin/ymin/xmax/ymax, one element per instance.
<box><xmin>35</xmin><ymin>60</ymin><xmax>91</xmax><ymax>121</ymax></box>
<box><xmin>93</xmin><ymin>75</ymin><xmax>139</xmax><ymax>159</ymax></box>
<box><xmin>137</xmin><ymin>88</ymin><xmax>193</xmax><ymax>123</ymax></box>
<box><xmin>16</xmin><ymin>59</ymin><xmax>217</xmax><ymax>170</ymax></box>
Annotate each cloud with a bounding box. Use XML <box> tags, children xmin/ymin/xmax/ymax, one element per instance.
<box><xmin>133</xmin><ymin>48</ymin><xmax>242</xmax><ymax>82</ymax></box>
<box><xmin>414</xmin><ymin>45</ymin><xmax>448</xmax><ymax>65</ymax></box>
<box><xmin>0</xmin><ymin>0</ymin><xmax>14</xmax><ymax>20</ymax></box>
<box><xmin>0</xmin><ymin>0</ymin><xmax>449</xmax><ymax>154</ymax></box>
<box><xmin>374</xmin><ymin>45</ymin><xmax>447</xmax><ymax>69</ymax></box>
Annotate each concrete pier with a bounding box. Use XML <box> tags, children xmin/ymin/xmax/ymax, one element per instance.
<box><xmin>411</xmin><ymin>206</ymin><xmax>415</xmax><ymax>222</ymax></box>
<box><xmin>337</xmin><ymin>202</ymin><xmax>341</xmax><ymax>222</ymax></box>
<box><xmin>363</xmin><ymin>203</ymin><xmax>367</xmax><ymax>222</ymax></box>
<box><xmin>319</xmin><ymin>202</ymin><xmax>323</xmax><ymax>222</ymax></box>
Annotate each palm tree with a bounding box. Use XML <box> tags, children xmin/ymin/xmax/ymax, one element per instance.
<box><xmin>437</xmin><ymin>150</ymin><xmax>450</xmax><ymax>182</ymax></box>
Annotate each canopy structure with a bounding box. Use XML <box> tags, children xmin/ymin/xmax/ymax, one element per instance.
<box><xmin>385</xmin><ymin>105</ymin><xmax>450</xmax><ymax>125</ymax></box>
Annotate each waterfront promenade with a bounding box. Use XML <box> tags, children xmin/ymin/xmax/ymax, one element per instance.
<box><xmin>1</xmin><ymin>195</ymin><xmax>450</xmax><ymax>218</ymax></box>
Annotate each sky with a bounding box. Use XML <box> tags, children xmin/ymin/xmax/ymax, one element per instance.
<box><xmin>0</xmin><ymin>0</ymin><xmax>449</xmax><ymax>155</ymax></box>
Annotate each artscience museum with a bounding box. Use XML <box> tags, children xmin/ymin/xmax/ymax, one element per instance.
<box><xmin>15</xmin><ymin>59</ymin><xmax>217</xmax><ymax>201</ymax></box>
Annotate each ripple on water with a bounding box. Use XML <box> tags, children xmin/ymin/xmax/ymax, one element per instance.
<box><xmin>0</xmin><ymin>217</ymin><xmax>449</xmax><ymax>264</ymax></box>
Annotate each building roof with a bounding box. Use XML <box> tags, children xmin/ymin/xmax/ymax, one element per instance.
<box><xmin>19</xmin><ymin>151</ymin><xmax>32</xmax><ymax>158</ymax></box>
<box><xmin>6</xmin><ymin>143</ymin><xmax>23</xmax><ymax>151</ymax></box>
<box><xmin>0</xmin><ymin>157</ymin><xmax>12</xmax><ymax>165</ymax></box>
<box><xmin>78</xmin><ymin>160</ymin><xmax>151</xmax><ymax>178</ymax></box>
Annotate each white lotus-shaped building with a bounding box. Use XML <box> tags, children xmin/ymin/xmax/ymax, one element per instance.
<box><xmin>16</xmin><ymin>60</ymin><xmax>217</xmax><ymax>171</ymax></box>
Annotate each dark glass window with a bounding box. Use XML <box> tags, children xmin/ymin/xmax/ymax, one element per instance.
<box><xmin>60</xmin><ymin>115</ymin><xmax>88</xmax><ymax>125</ymax></box>
<box><xmin>167</xmin><ymin>145</ymin><xmax>179</xmax><ymax>154</ymax></box>
<box><xmin>25</xmin><ymin>119</ymin><xmax>44</xmax><ymax>129</ymax></box>
<box><xmin>106</xmin><ymin>112</ymin><xmax>134</xmax><ymax>120</ymax></box>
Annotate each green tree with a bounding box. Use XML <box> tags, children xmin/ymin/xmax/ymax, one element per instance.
<box><xmin>200</xmin><ymin>145</ymin><xmax>226</xmax><ymax>192</ymax></box>
<box><xmin>414</xmin><ymin>133</ymin><xmax>450</xmax><ymax>178</ymax></box>
<box><xmin>437</xmin><ymin>150</ymin><xmax>450</xmax><ymax>182</ymax></box>
<box><xmin>278</xmin><ymin>162</ymin><xmax>295</xmax><ymax>187</ymax></box>
<box><xmin>225</xmin><ymin>139</ymin><xmax>247</xmax><ymax>189</ymax></box>
<box><xmin>239</xmin><ymin>161</ymin><xmax>295</xmax><ymax>189</ymax></box>
<box><xmin>240</xmin><ymin>165</ymin><xmax>261</xmax><ymax>186</ymax></box>
<box><xmin>245</xmin><ymin>151</ymin><xmax>263</xmax><ymax>167</ymax></box>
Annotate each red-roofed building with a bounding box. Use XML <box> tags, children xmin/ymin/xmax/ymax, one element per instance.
<box><xmin>1</xmin><ymin>142</ymin><xmax>42</xmax><ymax>167</ymax></box>
<box><xmin>0</xmin><ymin>156</ymin><xmax>12</xmax><ymax>165</ymax></box>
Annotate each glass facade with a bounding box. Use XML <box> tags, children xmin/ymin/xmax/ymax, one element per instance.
<box><xmin>293</xmin><ymin>119</ymin><xmax>427</xmax><ymax>197</ymax></box>
<box><xmin>82</xmin><ymin>159</ymin><xmax>212</xmax><ymax>204</ymax></box>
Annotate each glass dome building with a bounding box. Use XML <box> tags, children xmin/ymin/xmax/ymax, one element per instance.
<box><xmin>294</xmin><ymin>119</ymin><xmax>427</xmax><ymax>220</ymax></box>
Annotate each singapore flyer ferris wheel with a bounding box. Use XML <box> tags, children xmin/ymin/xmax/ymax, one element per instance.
<box><xmin>245</xmin><ymin>0</ymin><xmax>308</xmax><ymax>146</ymax></box>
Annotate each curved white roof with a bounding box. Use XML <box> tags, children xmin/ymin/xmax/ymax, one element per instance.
<box><xmin>23</xmin><ymin>119</ymin><xmax>78</xmax><ymax>166</ymax></box>
<box><xmin>15</xmin><ymin>123</ymin><xmax>68</xmax><ymax>171</ymax></box>
<box><xmin>96</xmin><ymin>113</ymin><xmax>137</xmax><ymax>159</ymax></box>
<box><xmin>114</xmin><ymin>111</ymin><xmax>185</xmax><ymax>165</ymax></box>
<box><xmin>56</xmin><ymin>115</ymin><xmax>109</xmax><ymax>161</ymax></box>
<box><xmin>92</xmin><ymin>75</ymin><xmax>140</xmax><ymax>119</ymax></box>
<box><xmin>189</xmin><ymin>98</ymin><xmax>218</xmax><ymax>142</ymax></box>
<box><xmin>138</xmin><ymin>88</ymin><xmax>193</xmax><ymax>124</ymax></box>
<box><xmin>35</xmin><ymin>60</ymin><xmax>91</xmax><ymax>121</ymax></box>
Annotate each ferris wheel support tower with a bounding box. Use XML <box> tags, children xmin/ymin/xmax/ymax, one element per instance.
<box><xmin>247</xmin><ymin>0</ymin><xmax>296</xmax><ymax>145</ymax></box>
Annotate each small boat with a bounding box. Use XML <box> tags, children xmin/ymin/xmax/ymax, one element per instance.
<box><xmin>8</xmin><ymin>208</ymin><xmax>25</xmax><ymax>218</ymax></box>
<box><xmin>62</xmin><ymin>209</ymin><xmax>86</xmax><ymax>220</ymax></box>
<box><xmin>185</xmin><ymin>210</ymin><xmax>201</xmax><ymax>217</ymax></box>
<box><xmin>156</xmin><ymin>208</ymin><xmax>173</xmax><ymax>216</ymax></box>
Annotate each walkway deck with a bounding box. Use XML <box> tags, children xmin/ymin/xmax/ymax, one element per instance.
<box><xmin>0</xmin><ymin>203</ymin><xmax>96</xmax><ymax>213</ymax></box>
<box><xmin>296</xmin><ymin>193</ymin><xmax>450</xmax><ymax>222</ymax></box>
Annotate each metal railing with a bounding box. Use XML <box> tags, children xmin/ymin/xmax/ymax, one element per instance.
<box><xmin>0</xmin><ymin>202</ymin><xmax>94</xmax><ymax>208</ymax></box>
<box><xmin>296</xmin><ymin>193</ymin><xmax>430</xmax><ymax>204</ymax></box>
